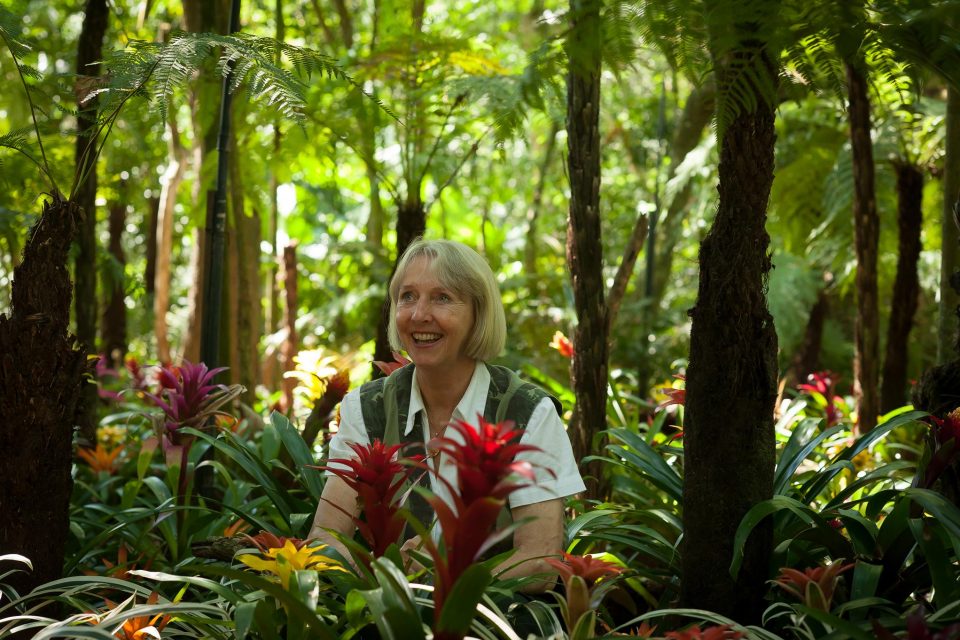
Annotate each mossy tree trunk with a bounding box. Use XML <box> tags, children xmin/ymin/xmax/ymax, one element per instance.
<box><xmin>681</xmin><ymin>3</ymin><xmax>779</xmax><ymax>622</ymax></box>
<box><xmin>881</xmin><ymin>163</ymin><xmax>923</xmax><ymax>413</ymax></box>
<box><xmin>0</xmin><ymin>194</ymin><xmax>87</xmax><ymax>595</ymax></box>
<box><xmin>847</xmin><ymin>58</ymin><xmax>880</xmax><ymax>433</ymax></box>
<box><xmin>100</xmin><ymin>195</ymin><xmax>127</xmax><ymax>368</ymax></box>
<box><xmin>565</xmin><ymin>0</ymin><xmax>608</xmax><ymax>499</ymax></box>
<box><xmin>73</xmin><ymin>0</ymin><xmax>109</xmax><ymax>446</ymax></box>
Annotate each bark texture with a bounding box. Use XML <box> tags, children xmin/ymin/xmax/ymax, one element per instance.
<box><xmin>73</xmin><ymin>0</ymin><xmax>109</xmax><ymax>445</ymax></box>
<box><xmin>847</xmin><ymin>60</ymin><xmax>880</xmax><ymax>433</ymax></box>
<box><xmin>100</xmin><ymin>198</ymin><xmax>127</xmax><ymax>367</ymax></box>
<box><xmin>565</xmin><ymin>0</ymin><xmax>608</xmax><ymax>499</ymax></box>
<box><xmin>374</xmin><ymin>198</ymin><xmax>426</xmax><ymax>367</ymax></box>
<box><xmin>281</xmin><ymin>244</ymin><xmax>298</xmax><ymax>412</ymax></box>
<box><xmin>784</xmin><ymin>286</ymin><xmax>829</xmax><ymax>390</ymax></box>
<box><xmin>939</xmin><ymin>86</ymin><xmax>960</xmax><ymax>362</ymax></box>
<box><xmin>681</xmin><ymin>48</ymin><xmax>778</xmax><ymax>624</ymax></box>
<box><xmin>0</xmin><ymin>194</ymin><xmax>87</xmax><ymax>595</ymax></box>
<box><xmin>881</xmin><ymin>163</ymin><xmax>923</xmax><ymax>413</ymax></box>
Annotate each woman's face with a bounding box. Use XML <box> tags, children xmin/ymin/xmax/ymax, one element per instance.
<box><xmin>395</xmin><ymin>255</ymin><xmax>475</xmax><ymax>374</ymax></box>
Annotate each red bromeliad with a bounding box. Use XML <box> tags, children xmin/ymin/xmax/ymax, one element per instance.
<box><xmin>664</xmin><ymin>625</ymin><xmax>744</xmax><ymax>640</ymax></box>
<box><xmin>545</xmin><ymin>552</ymin><xmax>624</xmax><ymax>634</ymax></box>
<box><xmin>919</xmin><ymin>408</ymin><xmax>960</xmax><ymax>489</ymax></box>
<box><xmin>772</xmin><ymin>559</ymin><xmax>853</xmax><ymax>611</ymax></box>
<box><xmin>318</xmin><ymin>440</ymin><xmax>409</xmax><ymax>561</ymax></box>
<box><xmin>373</xmin><ymin>352</ymin><xmax>412</xmax><ymax>376</ymax></box>
<box><xmin>419</xmin><ymin>417</ymin><xmax>542</xmax><ymax>635</ymax></box>
<box><xmin>797</xmin><ymin>371</ymin><xmax>844</xmax><ymax>427</ymax></box>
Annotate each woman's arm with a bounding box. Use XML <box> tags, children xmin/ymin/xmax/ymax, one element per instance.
<box><xmin>309</xmin><ymin>475</ymin><xmax>360</xmax><ymax>565</ymax></box>
<box><xmin>494</xmin><ymin>498</ymin><xmax>563</xmax><ymax>593</ymax></box>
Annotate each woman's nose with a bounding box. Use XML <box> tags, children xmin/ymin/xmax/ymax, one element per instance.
<box><xmin>411</xmin><ymin>298</ymin><xmax>431</xmax><ymax>321</ymax></box>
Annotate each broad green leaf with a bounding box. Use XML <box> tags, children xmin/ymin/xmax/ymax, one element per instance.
<box><xmin>730</xmin><ymin>495</ymin><xmax>832</xmax><ymax>578</ymax></box>
<box><xmin>271</xmin><ymin>411</ymin><xmax>325</xmax><ymax>499</ymax></box>
<box><xmin>436</xmin><ymin>563</ymin><xmax>493</xmax><ymax>637</ymax></box>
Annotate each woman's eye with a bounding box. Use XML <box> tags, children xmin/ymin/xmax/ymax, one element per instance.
<box><xmin>436</xmin><ymin>293</ymin><xmax>452</xmax><ymax>303</ymax></box>
<box><xmin>399</xmin><ymin>291</ymin><xmax>415</xmax><ymax>303</ymax></box>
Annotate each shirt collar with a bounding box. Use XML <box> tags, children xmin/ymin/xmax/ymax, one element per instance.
<box><xmin>406</xmin><ymin>361</ymin><xmax>489</xmax><ymax>437</ymax></box>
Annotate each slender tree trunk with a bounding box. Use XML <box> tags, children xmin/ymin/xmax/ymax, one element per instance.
<box><xmin>524</xmin><ymin>122</ymin><xmax>560</xmax><ymax>276</ymax></box>
<box><xmin>263</xmin><ymin>0</ymin><xmax>284</xmax><ymax>392</ymax></box>
<box><xmin>939</xmin><ymin>86</ymin><xmax>960</xmax><ymax>363</ymax></box>
<box><xmin>681</xmin><ymin>15</ymin><xmax>779</xmax><ymax>622</ymax></box>
<box><xmin>0</xmin><ymin>194</ymin><xmax>87</xmax><ymax>596</ymax></box>
<box><xmin>565</xmin><ymin>0</ymin><xmax>608</xmax><ymax>500</ymax></box>
<box><xmin>374</xmin><ymin>197</ymin><xmax>426</xmax><ymax>366</ymax></box>
<box><xmin>847</xmin><ymin>60</ymin><xmax>880</xmax><ymax>433</ymax></box>
<box><xmin>73</xmin><ymin>0</ymin><xmax>109</xmax><ymax>446</ymax></box>
<box><xmin>784</xmin><ymin>285</ymin><xmax>830</xmax><ymax>390</ymax></box>
<box><xmin>144</xmin><ymin>196</ymin><xmax>160</xmax><ymax>296</ymax></box>
<box><xmin>881</xmin><ymin>163</ymin><xmax>923</xmax><ymax>413</ymax></box>
<box><xmin>282</xmin><ymin>244</ymin><xmax>298</xmax><ymax>412</ymax></box>
<box><xmin>230</xmin><ymin>135</ymin><xmax>261</xmax><ymax>404</ymax></box>
<box><xmin>100</xmin><ymin>198</ymin><xmax>127</xmax><ymax>368</ymax></box>
<box><xmin>154</xmin><ymin>120</ymin><xmax>187</xmax><ymax>364</ymax></box>
<box><xmin>650</xmin><ymin>80</ymin><xmax>716</xmax><ymax>311</ymax></box>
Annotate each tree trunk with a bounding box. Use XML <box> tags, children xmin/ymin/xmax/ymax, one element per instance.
<box><xmin>100</xmin><ymin>198</ymin><xmax>127</xmax><ymax>368</ymax></box>
<box><xmin>72</xmin><ymin>0</ymin><xmax>109</xmax><ymax>446</ymax></box>
<box><xmin>524</xmin><ymin>122</ymin><xmax>560</xmax><ymax>277</ymax></box>
<box><xmin>154</xmin><ymin>119</ymin><xmax>187</xmax><ymax>365</ymax></box>
<box><xmin>939</xmin><ymin>85</ymin><xmax>960</xmax><ymax>363</ymax></box>
<box><xmin>650</xmin><ymin>80</ymin><xmax>716</xmax><ymax>311</ymax></box>
<box><xmin>0</xmin><ymin>193</ymin><xmax>87</xmax><ymax>595</ymax></box>
<box><xmin>565</xmin><ymin>0</ymin><xmax>608</xmax><ymax>500</ymax></box>
<box><xmin>144</xmin><ymin>196</ymin><xmax>160</xmax><ymax>296</ymax></box>
<box><xmin>881</xmin><ymin>163</ymin><xmax>923</xmax><ymax>413</ymax></box>
<box><xmin>282</xmin><ymin>244</ymin><xmax>298</xmax><ymax>412</ymax></box>
<box><xmin>847</xmin><ymin>60</ymin><xmax>880</xmax><ymax>433</ymax></box>
<box><xmin>373</xmin><ymin>198</ymin><xmax>426</xmax><ymax>366</ymax></box>
<box><xmin>681</xmin><ymin>29</ymin><xmax>779</xmax><ymax>624</ymax></box>
<box><xmin>230</xmin><ymin>135</ymin><xmax>261</xmax><ymax>404</ymax></box>
<box><xmin>784</xmin><ymin>285</ymin><xmax>830</xmax><ymax>390</ymax></box>
<box><xmin>639</xmin><ymin>80</ymin><xmax>715</xmax><ymax>396</ymax></box>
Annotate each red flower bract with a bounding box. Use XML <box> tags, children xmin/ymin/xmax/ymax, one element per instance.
<box><xmin>429</xmin><ymin>417</ymin><xmax>539</xmax><ymax>505</ymax></box>
<box><xmin>422</xmin><ymin>416</ymin><xmax>544</xmax><ymax>632</ymax></box>
<box><xmin>665</xmin><ymin>625</ymin><xmax>744</xmax><ymax>640</ymax></box>
<box><xmin>318</xmin><ymin>439</ymin><xmax>408</xmax><ymax>559</ymax></box>
<box><xmin>545</xmin><ymin>552</ymin><xmax>623</xmax><ymax>589</ymax></box>
<box><xmin>373</xmin><ymin>352</ymin><xmax>412</xmax><ymax>376</ymax></box>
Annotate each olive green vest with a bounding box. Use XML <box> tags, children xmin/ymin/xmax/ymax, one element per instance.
<box><xmin>356</xmin><ymin>363</ymin><xmax>561</xmax><ymax>535</ymax></box>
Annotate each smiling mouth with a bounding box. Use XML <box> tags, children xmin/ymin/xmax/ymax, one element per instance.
<box><xmin>412</xmin><ymin>332</ymin><xmax>441</xmax><ymax>345</ymax></box>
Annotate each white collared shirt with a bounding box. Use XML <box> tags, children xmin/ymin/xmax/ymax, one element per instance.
<box><xmin>326</xmin><ymin>361</ymin><xmax>586</xmax><ymax>515</ymax></box>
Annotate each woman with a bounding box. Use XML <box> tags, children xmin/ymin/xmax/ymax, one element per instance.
<box><xmin>309</xmin><ymin>238</ymin><xmax>585</xmax><ymax>591</ymax></box>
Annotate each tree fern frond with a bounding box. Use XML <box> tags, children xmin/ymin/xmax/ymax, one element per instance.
<box><xmin>874</xmin><ymin>6</ymin><xmax>960</xmax><ymax>91</ymax></box>
<box><xmin>0</xmin><ymin>125</ymin><xmax>33</xmax><ymax>153</ymax></box>
<box><xmin>0</xmin><ymin>4</ymin><xmax>32</xmax><ymax>62</ymax></box>
<box><xmin>600</xmin><ymin>1</ymin><xmax>641</xmax><ymax>73</ymax></box>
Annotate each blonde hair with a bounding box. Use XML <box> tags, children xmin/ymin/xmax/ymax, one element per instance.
<box><xmin>387</xmin><ymin>238</ymin><xmax>506</xmax><ymax>361</ymax></box>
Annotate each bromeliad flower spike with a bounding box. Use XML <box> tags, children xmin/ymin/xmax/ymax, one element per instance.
<box><xmin>144</xmin><ymin>359</ymin><xmax>244</xmax><ymax>448</ymax></box>
<box><xmin>318</xmin><ymin>440</ymin><xmax>409</xmax><ymax>560</ymax></box>
<box><xmin>419</xmin><ymin>417</ymin><xmax>543</xmax><ymax>638</ymax></box>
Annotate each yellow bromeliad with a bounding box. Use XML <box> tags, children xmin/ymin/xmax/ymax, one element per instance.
<box><xmin>239</xmin><ymin>540</ymin><xmax>345</xmax><ymax>589</ymax></box>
